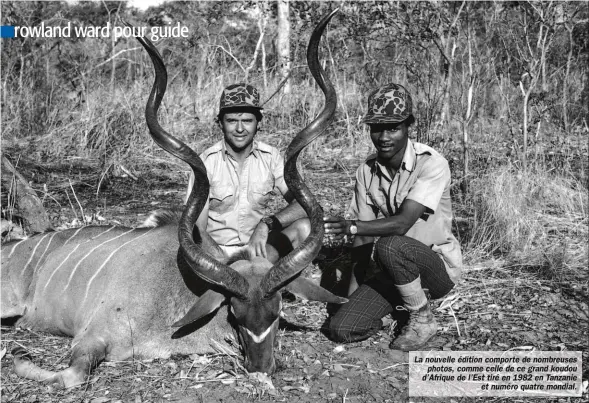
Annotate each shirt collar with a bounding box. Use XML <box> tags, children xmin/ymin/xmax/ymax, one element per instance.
<box><xmin>402</xmin><ymin>139</ymin><xmax>417</xmax><ymax>173</ymax></box>
<box><xmin>221</xmin><ymin>139</ymin><xmax>260</xmax><ymax>161</ymax></box>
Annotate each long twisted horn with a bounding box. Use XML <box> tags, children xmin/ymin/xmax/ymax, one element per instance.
<box><xmin>261</xmin><ymin>9</ymin><xmax>339</xmax><ymax>295</ymax></box>
<box><xmin>133</xmin><ymin>27</ymin><xmax>249</xmax><ymax>300</ymax></box>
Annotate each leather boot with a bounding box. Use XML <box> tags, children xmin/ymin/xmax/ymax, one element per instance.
<box><xmin>389</xmin><ymin>301</ymin><xmax>437</xmax><ymax>351</ymax></box>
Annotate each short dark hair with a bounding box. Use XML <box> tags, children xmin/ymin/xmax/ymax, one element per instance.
<box><xmin>217</xmin><ymin>106</ymin><xmax>263</xmax><ymax>123</ymax></box>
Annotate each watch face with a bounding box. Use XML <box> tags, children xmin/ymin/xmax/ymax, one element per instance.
<box><xmin>350</xmin><ymin>225</ymin><xmax>358</xmax><ymax>235</ymax></box>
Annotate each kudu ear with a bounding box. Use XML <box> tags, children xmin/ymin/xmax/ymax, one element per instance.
<box><xmin>171</xmin><ymin>289</ymin><xmax>226</xmax><ymax>329</ymax></box>
<box><xmin>285</xmin><ymin>277</ymin><xmax>348</xmax><ymax>304</ymax></box>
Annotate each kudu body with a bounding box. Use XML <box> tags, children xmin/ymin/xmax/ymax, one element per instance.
<box><xmin>1</xmin><ymin>10</ymin><xmax>341</xmax><ymax>388</ymax></box>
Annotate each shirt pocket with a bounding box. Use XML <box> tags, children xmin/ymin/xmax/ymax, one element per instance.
<box><xmin>209</xmin><ymin>185</ymin><xmax>235</xmax><ymax>215</ymax></box>
<box><xmin>249</xmin><ymin>177</ymin><xmax>275</xmax><ymax>212</ymax></box>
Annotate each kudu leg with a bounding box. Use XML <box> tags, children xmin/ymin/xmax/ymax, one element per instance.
<box><xmin>13</xmin><ymin>336</ymin><xmax>108</xmax><ymax>388</ymax></box>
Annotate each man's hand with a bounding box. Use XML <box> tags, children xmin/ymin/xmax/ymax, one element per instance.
<box><xmin>247</xmin><ymin>221</ymin><xmax>270</xmax><ymax>258</ymax></box>
<box><xmin>323</xmin><ymin>216</ymin><xmax>351</xmax><ymax>241</ymax></box>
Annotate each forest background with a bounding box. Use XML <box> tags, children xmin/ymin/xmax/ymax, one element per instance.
<box><xmin>2</xmin><ymin>0</ymin><xmax>587</xmax><ymax>275</ymax></box>
<box><xmin>0</xmin><ymin>1</ymin><xmax>588</xmax><ymax>401</ymax></box>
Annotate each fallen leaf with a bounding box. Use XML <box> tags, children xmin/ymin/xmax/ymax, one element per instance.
<box><xmin>333</xmin><ymin>345</ymin><xmax>345</xmax><ymax>354</ymax></box>
<box><xmin>283</xmin><ymin>384</ymin><xmax>310</xmax><ymax>393</ymax></box>
<box><xmin>332</xmin><ymin>364</ymin><xmax>345</xmax><ymax>372</ymax></box>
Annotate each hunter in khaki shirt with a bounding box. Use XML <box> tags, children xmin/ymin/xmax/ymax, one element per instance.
<box><xmin>186</xmin><ymin>83</ymin><xmax>310</xmax><ymax>262</ymax></box>
<box><xmin>187</xmin><ymin>140</ymin><xmax>289</xmax><ymax>247</ymax></box>
<box><xmin>347</xmin><ymin>139</ymin><xmax>462</xmax><ymax>283</ymax></box>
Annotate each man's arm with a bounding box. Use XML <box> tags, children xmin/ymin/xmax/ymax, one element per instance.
<box><xmin>324</xmin><ymin>199</ymin><xmax>427</xmax><ymax>239</ymax></box>
<box><xmin>268</xmin><ymin>151</ymin><xmax>308</xmax><ymax>227</ymax></box>
<box><xmin>193</xmin><ymin>199</ymin><xmax>225</xmax><ymax>262</ymax></box>
<box><xmin>324</xmin><ymin>154</ymin><xmax>451</xmax><ymax>240</ymax></box>
<box><xmin>324</xmin><ymin>199</ymin><xmax>427</xmax><ymax>296</ymax></box>
<box><xmin>273</xmin><ymin>190</ymin><xmax>307</xmax><ymax>225</ymax></box>
<box><xmin>247</xmin><ymin>191</ymin><xmax>307</xmax><ymax>258</ymax></box>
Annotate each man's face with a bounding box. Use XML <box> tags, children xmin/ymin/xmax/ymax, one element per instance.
<box><xmin>220</xmin><ymin>112</ymin><xmax>259</xmax><ymax>153</ymax></box>
<box><xmin>369</xmin><ymin>122</ymin><xmax>408</xmax><ymax>163</ymax></box>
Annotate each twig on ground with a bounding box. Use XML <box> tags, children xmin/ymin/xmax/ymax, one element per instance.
<box><xmin>96</xmin><ymin>163</ymin><xmax>113</xmax><ymax>197</ymax></box>
<box><xmin>119</xmin><ymin>165</ymin><xmax>138</xmax><ymax>181</ymax></box>
<box><xmin>68</xmin><ymin>179</ymin><xmax>85</xmax><ymax>223</ymax></box>
<box><xmin>448</xmin><ymin>305</ymin><xmax>461</xmax><ymax>337</ymax></box>
<box><xmin>379</xmin><ymin>363</ymin><xmax>407</xmax><ymax>371</ymax></box>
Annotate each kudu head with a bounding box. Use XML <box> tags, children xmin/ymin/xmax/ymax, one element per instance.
<box><xmin>134</xmin><ymin>9</ymin><xmax>342</xmax><ymax>374</ymax></box>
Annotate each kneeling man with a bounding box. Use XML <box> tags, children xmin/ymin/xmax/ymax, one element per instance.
<box><xmin>325</xmin><ymin>84</ymin><xmax>462</xmax><ymax>351</ymax></box>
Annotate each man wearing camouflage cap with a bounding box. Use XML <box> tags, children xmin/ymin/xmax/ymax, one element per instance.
<box><xmin>186</xmin><ymin>83</ymin><xmax>309</xmax><ymax>262</ymax></box>
<box><xmin>324</xmin><ymin>83</ymin><xmax>462</xmax><ymax>351</ymax></box>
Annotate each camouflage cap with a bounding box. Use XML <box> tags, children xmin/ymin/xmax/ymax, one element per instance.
<box><xmin>362</xmin><ymin>83</ymin><xmax>413</xmax><ymax>124</ymax></box>
<box><xmin>219</xmin><ymin>83</ymin><xmax>263</xmax><ymax>112</ymax></box>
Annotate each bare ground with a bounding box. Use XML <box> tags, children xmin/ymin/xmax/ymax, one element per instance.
<box><xmin>1</xmin><ymin>145</ymin><xmax>588</xmax><ymax>403</ymax></box>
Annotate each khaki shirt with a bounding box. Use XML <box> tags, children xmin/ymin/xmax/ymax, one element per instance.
<box><xmin>347</xmin><ymin>140</ymin><xmax>462</xmax><ymax>283</ymax></box>
<box><xmin>187</xmin><ymin>140</ymin><xmax>288</xmax><ymax>246</ymax></box>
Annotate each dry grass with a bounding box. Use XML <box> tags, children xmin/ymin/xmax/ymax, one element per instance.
<box><xmin>1</xmin><ymin>67</ymin><xmax>367</xmax><ymax>175</ymax></box>
<box><xmin>466</xmin><ymin>165</ymin><xmax>588</xmax><ymax>283</ymax></box>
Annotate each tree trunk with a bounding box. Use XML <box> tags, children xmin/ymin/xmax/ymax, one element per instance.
<box><xmin>462</xmin><ymin>28</ymin><xmax>476</xmax><ymax>194</ymax></box>
<box><xmin>277</xmin><ymin>0</ymin><xmax>291</xmax><ymax>94</ymax></box>
<box><xmin>521</xmin><ymin>85</ymin><xmax>531</xmax><ymax>172</ymax></box>
<box><xmin>563</xmin><ymin>25</ymin><xmax>573</xmax><ymax>135</ymax></box>
<box><xmin>438</xmin><ymin>37</ymin><xmax>456</xmax><ymax>132</ymax></box>
<box><xmin>108</xmin><ymin>4</ymin><xmax>122</xmax><ymax>95</ymax></box>
<box><xmin>244</xmin><ymin>2</ymin><xmax>268</xmax><ymax>82</ymax></box>
<box><xmin>1</xmin><ymin>154</ymin><xmax>52</xmax><ymax>234</ymax></box>
<box><xmin>261</xmin><ymin>40</ymin><xmax>268</xmax><ymax>93</ymax></box>
<box><xmin>435</xmin><ymin>0</ymin><xmax>466</xmax><ymax>132</ymax></box>
<box><xmin>194</xmin><ymin>43</ymin><xmax>209</xmax><ymax>117</ymax></box>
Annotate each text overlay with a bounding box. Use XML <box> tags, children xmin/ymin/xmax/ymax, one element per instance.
<box><xmin>409</xmin><ymin>351</ymin><xmax>582</xmax><ymax>397</ymax></box>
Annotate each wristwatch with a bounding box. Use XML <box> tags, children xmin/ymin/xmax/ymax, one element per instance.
<box><xmin>261</xmin><ymin>215</ymin><xmax>283</xmax><ymax>232</ymax></box>
<box><xmin>348</xmin><ymin>220</ymin><xmax>358</xmax><ymax>235</ymax></box>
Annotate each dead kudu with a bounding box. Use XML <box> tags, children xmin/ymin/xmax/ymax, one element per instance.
<box><xmin>1</xmin><ymin>10</ymin><xmax>342</xmax><ymax>388</ymax></box>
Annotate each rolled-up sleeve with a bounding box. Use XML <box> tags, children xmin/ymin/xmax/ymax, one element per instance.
<box><xmin>406</xmin><ymin>156</ymin><xmax>450</xmax><ymax>214</ymax></box>
<box><xmin>346</xmin><ymin>166</ymin><xmax>377</xmax><ymax>221</ymax></box>
<box><xmin>272</xmin><ymin>151</ymin><xmax>289</xmax><ymax>197</ymax></box>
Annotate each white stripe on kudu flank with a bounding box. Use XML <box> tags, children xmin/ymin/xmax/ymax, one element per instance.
<box><xmin>32</xmin><ymin>232</ymin><xmax>58</xmax><ymax>274</ymax></box>
<box><xmin>244</xmin><ymin>317</ymin><xmax>279</xmax><ymax>344</ymax></box>
<box><xmin>7</xmin><ymin>239</ymin><xmax>27</xmax><ymax>258</ymax></box>
<box><xmin>63</xmin><ymin>227</ymin><xmax>126</xmax><ymax>290</ymax></box>
<box><xmin>63</xmin><ymin>227</ymin><xmax>86</xmax><ymax>245</ymax></box>
<box><xmin>82</xmin><ymin>228</ymin><xmax>155</xmax><ymax>303</ymax></box>
<box><xmin>43</xmin><ymin>227</ymin><xmax>120</xmax><ymax>292</ymax></box>
<box><xmin>43</xmin><ymin>243</ymin><xmax>83</xmax><ymax>292</ymax></box>
<box><xmin>20</xmin><ymin>233</ymin><xmax>52</xmax><ymax>276</ymax></box>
